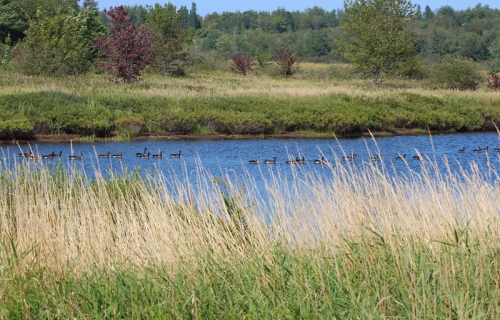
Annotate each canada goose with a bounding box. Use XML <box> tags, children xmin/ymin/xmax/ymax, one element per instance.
<box><xmin>112</xmin><ymin>152</ymin><xmax>124</xmax><ymax>158</ymax></box>
<box><xmin>170</xmin><ymin>150</ymin><xmax>181</xmax><ymax>158</ymax></box>
<box><xmin>287</xmin><ymin>156</ymin><xmax>306</xmax><ymax>164</ymax></box>
<box><xmin>314</xmin><ymin>156</ymin><xmax>328</xmax><ymax>164</ymax></box>
<box><xmin>396</xmin><ymin>154</ymin><xmax>406</xmax><ymax>160</ymax></box>
<box><xmin>249</xmin><ymin>156</ymin><xmax>259</xmax><ymax>164</ymax></box>
<box><xmin>474</xmin><ymin>146</ymin><xmax>488</xmax><ymax>152</ymax></box>
<box><xmin>295</xmin><ymin>156</ymin><xmax>306</xmax><ymax>164</ymax></box>
<box><xmin>28</xmin><ymin>154</ymin><xmax>41</xmax><ymax>160</ymax></box>
<box><xmin>343</xmin><ymin>154</ymin><xmax>356</xmax><ymax>161</ymax></box>
<box><xmin>42</xmin><ymin>151</ymin><xmax>62</xmax><ymax>159</ymax></box>
<box><xmin>153</xmin><ymin>151</ymin><xmax>165</xmax><ymax>159</ymax></box>
<box><xmin>136</xmin><ymin>148</ymin><xmax>147</xmax><ymax>157</ymax></box>
<box><xmin>413</xmin><ymin>154</ymin><xmax>424</xmax><ymax>160</ymax></box>
<box><xmin>68</xmin><ymin>153</ymin><xmax>83</xmax><ymax>160</ymax></box>
<box><xmin>264</xmin><ymin>157</ymin><xmax>276</xmax><ymax>164</ymax></box>
<box><xmin>18</xmin><ymin>151</ymin><xmax>32</xmax><ymax>157</ymax></box>
<box><xmin>458</xmin><ymin>147</ymin><xmax>466</xmax><ymax>153</ymax></box>
<box><xmin>139</xmin><ymin>152</ymin><xmax>150</xmax><ymax>159</ymax></box>
<box><xmin>370</xmin><ymin>154</ymin><xmax>380</xmax><ymax>161</ymax></box>
<box><xmin>99</xmin><ymin>152</ymin><xmax>111</xmax><ymax>158</ymax></box>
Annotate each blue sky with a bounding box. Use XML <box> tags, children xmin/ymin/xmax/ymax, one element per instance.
<box><xmin>96</xmin><ymin>0</ymin><xmax>498</xmax><ymax>16</ymax></box>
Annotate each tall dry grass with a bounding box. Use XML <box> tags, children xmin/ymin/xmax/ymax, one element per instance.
<box><xmin>0</xmin><ymin>150</ymin><xmax>499</xmax><ymax>275</ymax></box>
<box><xmin>1</xmin><ymin>149</ymin><xmax>500</xmax><ymax>317</ymax></box>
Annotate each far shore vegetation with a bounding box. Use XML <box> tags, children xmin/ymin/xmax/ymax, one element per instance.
<box><xmin>0</xmin><ymin>65</ymin><xmax>499</xmax><ymax>141</ymax></box>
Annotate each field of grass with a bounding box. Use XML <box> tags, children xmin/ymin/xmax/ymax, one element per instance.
<box><xmin>1</xmin><ymin>148</ymin><xmax>500</xmax><ymax>318</ymax></box>
<box><xmin>1</xmin><ymin>67</ymin><xmax>500</xmax><ymax>140</ymax></box>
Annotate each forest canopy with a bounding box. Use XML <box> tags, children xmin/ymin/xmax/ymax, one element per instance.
<box><xmin>0</xmin><ymin>1</ymin><xmax>499</xmax><ymax>77</ymax></box>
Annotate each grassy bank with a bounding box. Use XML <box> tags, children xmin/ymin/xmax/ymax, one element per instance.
<box><xmin>1</xmin><ymin>152</ymin><xmax>500</xmax><ymax>317</ymax></box>
<box><xmin>1</xmin><ymin>68</ymin><xmax>500</xmax><ymax>140</ymax></box>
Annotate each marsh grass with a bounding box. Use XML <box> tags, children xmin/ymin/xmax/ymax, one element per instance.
<box><xmin>1</xmin><ymin>69</ymin><xmax>500</xmax><ymax>139</ymax></box>
<box><xmin>1</xmin><ymin>144</ymin><xmax>500</xmax><ymax>317</ymax></box>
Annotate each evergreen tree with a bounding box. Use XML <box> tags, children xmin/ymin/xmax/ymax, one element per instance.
<box><xmin>423</xmin><ymin>5</ymin><xmax>434</xmax><ymax>20</ymax></box>
<box><xmin>0</xmin><ymin>0</ymin><xmax>31</xmax><ymax>43</ymax></box>
<box><xmin>82</xmin><ymin>0</ymin><xmax>99</xmax><ymax>11</ymax></box>
<box><xmin>178</xmin><ymin>6</ymin><xmax>190</xmax><ymax>30</ymax></box>
<box><xmin>189</xmin><ymin>2</ymin><xmax>201</xmax><ymax>30</ymax></box>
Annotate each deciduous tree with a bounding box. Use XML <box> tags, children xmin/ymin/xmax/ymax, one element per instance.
<box><xmin>14</xmin><ymin>6</ymin><xmax>106</xmax><ymax>76</ymax></box>
<box><xmin>230</xmin><ymin>55</ymin><xmax>255</xmax><ymax>76</ymax></box>
<box><xmin>335</xmin><ymin>0</ymin><xmax>421</xmax><ymax>86</ymax></box>
<box><xmin>146</xmin><ymin>3</ymin><xmax>193</xmax><ymax>76</ymax></box>
<box><xmin>275</xmin><ymin>46</ymin><xmax>300</xmax><ymax>77</ymax></box>
<box><xmin>94</xmin><ymin>6</ymin><xmax>155</xmax><ymax>83</ymax></box>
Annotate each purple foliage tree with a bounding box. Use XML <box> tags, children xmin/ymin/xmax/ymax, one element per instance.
<box><xmin>230</xmin><ymin>55</ymin><xmax>255</xmax><ymax>76</ymax></box>
<box><xmin>275</xmin><ymin>47</ymin><xmax>300</xmax><ymax>77</ymax></box>
<box><xmin>487</xmin><ymin>74</ymin><xmax>500</xmax><ymax>90</ymax></box>
<box><xmin>93</xmin><ymin>6</ymin><xmax>155</xmax><ymax>83</ymax></box>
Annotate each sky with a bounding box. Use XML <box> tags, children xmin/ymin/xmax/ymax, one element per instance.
<box><xmin>96</xmin><ymin>0</ymin><xmax>499</xmax><ymax>16</ymax></box>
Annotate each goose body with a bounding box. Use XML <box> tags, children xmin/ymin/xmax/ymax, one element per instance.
<box><xmin>396</xmin><ymin>154</ymin><xmax>406</xmax><ymax>160</ymax></box>
<box><xmin>314</xmin><ymin>156</ymin><xmax>328</xmax><ymax>164</ymax></box>
<box><xmin>43</xmin><ymin>151</ymin><xmax>62</xmax><ymax>159</ymax></box>
<box><xmin>343</xmin><ymin>154</ymin><xmax>356</xmax><ymax>161</ymax></box>
<box><xmin>139</xmin><ymin>152</ymin><xmax>150</xmax><ymax>159</ymax></box>
<box><xmin>264</xmin><ymin>157</ymin><xmax>276</xmax><ymax>164</ymax></box>
<box><xmin>136</xmin><ymin>148</ymin><xmax>147</xmax><ymax>157</ymax></box>
<box><xmin>474</xmin><ymin>146</ymin><xmax>488</xmax><ymax>152</ymax></box>
<box><xmin>28</xmin><ymin>154</ymin><xmax>41</xmax><ymax>160</ymax></box>
<box><xmin>287</xmin><ymin>157</ymin><xmax>305</xmax><ymax>164</ymax></box>
<box><xmin>370</xmin><ymin>155</ymin><xmax>380</xmax><ymax>161</ymax></box>
<box><xmin>112</xmin><ymin>152</ymin><xmax>124</xmax><ymax>158</ymax></box>
<box><xmin>170</xmin><ymin>150</ymin><xmax>181</xmax><ymax>158</ymax></box>
<box><xmin>99</xmin><ymin>152</ymin><xmax>111</xmax><ymax>158</ymax></box>
<box><xmin>68</xmin><ymin>153</ymin><xmax>83</xmax><ymax>160</ymax></box>
<box><xmin>413</xmin><ymin>154</ymin><xmax>424</xmax><ymax>160</ymax></box>
<box><xmin>153</xmin><ymin>151</ymin><xmax>165</xmax><ymax>159</ymax></box>
<box><xmin>249</xmin><ymin>156</ymin><xmax>259</xmax><ymax>164</ymax></box>
<box><xmin>19</xmin><ymin>151</ymin><xmax>32</xmax><ymax>158</ymax></box>
<box><xmin>495</xmin><ymin>147</ymin><xmax>500</xmax><ymax>152</ymax></box>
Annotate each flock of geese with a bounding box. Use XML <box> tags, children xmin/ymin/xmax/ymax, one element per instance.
<box><xmin>248</xmin><ymin>146</ymin><xmax>499</xmax><ymax>165</ymax></box>
<box><xmin>17</xmin><ymin>148</ymin><xmax>182</xmax><ymax>161</ymax></box>
<box><xmin>17</xmin><ymin>145</ymin><xmax>500</xmax><ymax>164</ymax></box>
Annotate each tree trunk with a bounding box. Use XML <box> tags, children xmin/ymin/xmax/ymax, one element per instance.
<box><xmin>372</xmin><ymin>72</ymin><xmax>379</xmax><ymax>87</ymax></box>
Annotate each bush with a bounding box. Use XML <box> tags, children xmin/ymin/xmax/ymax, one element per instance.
<box><xmin>428</xmin><ymin>57</ymin><xmax>482</xmax><ymax>91</ymax></box>
<box><xmin>487</xmin><ymin>74</ymin><xmax>500</xmax><ymax>90</ymax></box>
<box><xmin>230</xmin><ymin>56</ymin><xmax>255</xmax><ymax>76</ymax></box>
<box><xmin>0</xmin><ymin>118</ymin><xmax>34</xmax><ymax>139</ymax></box>
<box><xmin>275</xmin><ymin>47</ymin><xmax>300</xmax><ymax>77</ymax></box>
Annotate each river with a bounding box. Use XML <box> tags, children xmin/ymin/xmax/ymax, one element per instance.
<box><xmin>2</xmin><ymin>132</ymin><xmax>500</xmax><ymax>190</ymax></box>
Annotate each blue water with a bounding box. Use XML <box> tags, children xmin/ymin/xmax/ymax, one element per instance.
<box><xmin>2</xmin><ymin>132</ymin><xmax>499</xmax><ymax>189</ymax></box>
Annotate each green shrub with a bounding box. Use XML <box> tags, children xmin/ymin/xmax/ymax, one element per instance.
<box><xmin>0</xmin><ymin>118</ymin><xmax>34</xmax><ymax>139</ymax></box>
<box><xmin>114</xmin><ymin>116</ymin><xmax>142</xmax><ymax>138</ymax></box>
<box><xmin>428</xmin><ymin>57</ymin><xmax>482</xmax><ymax>91</ymax></box>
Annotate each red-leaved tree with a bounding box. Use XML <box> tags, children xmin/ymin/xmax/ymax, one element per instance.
<box><xmin>487</xmin><ymin>74</ymin><xmax>500</xmax><ymax>90</ymax></box>
<box><xmin>230</xmin><ymin>55</ymin><xmax>255</xmax><ymax>76</ymax></box>
<box><xmin>275</xmin><ymin>47</ymin><xmax>300</xmax><ymax>77</ymax></box>
<box><xmin>93</xmin><ymin>6</ymin><xmax>155</xmax><ymax>83</ymax></box>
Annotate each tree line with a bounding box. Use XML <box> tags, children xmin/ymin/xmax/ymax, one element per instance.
<box><xmin>0</xmin><ymin>0</ymin><xmax>499</xmax><ymax>82</ymax></box>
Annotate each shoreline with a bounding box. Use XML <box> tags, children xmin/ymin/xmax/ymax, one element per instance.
<box><xmin>0</xmin><ymin>128</ymin><xmax>488</xmax><ymax>144</ymax></box>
